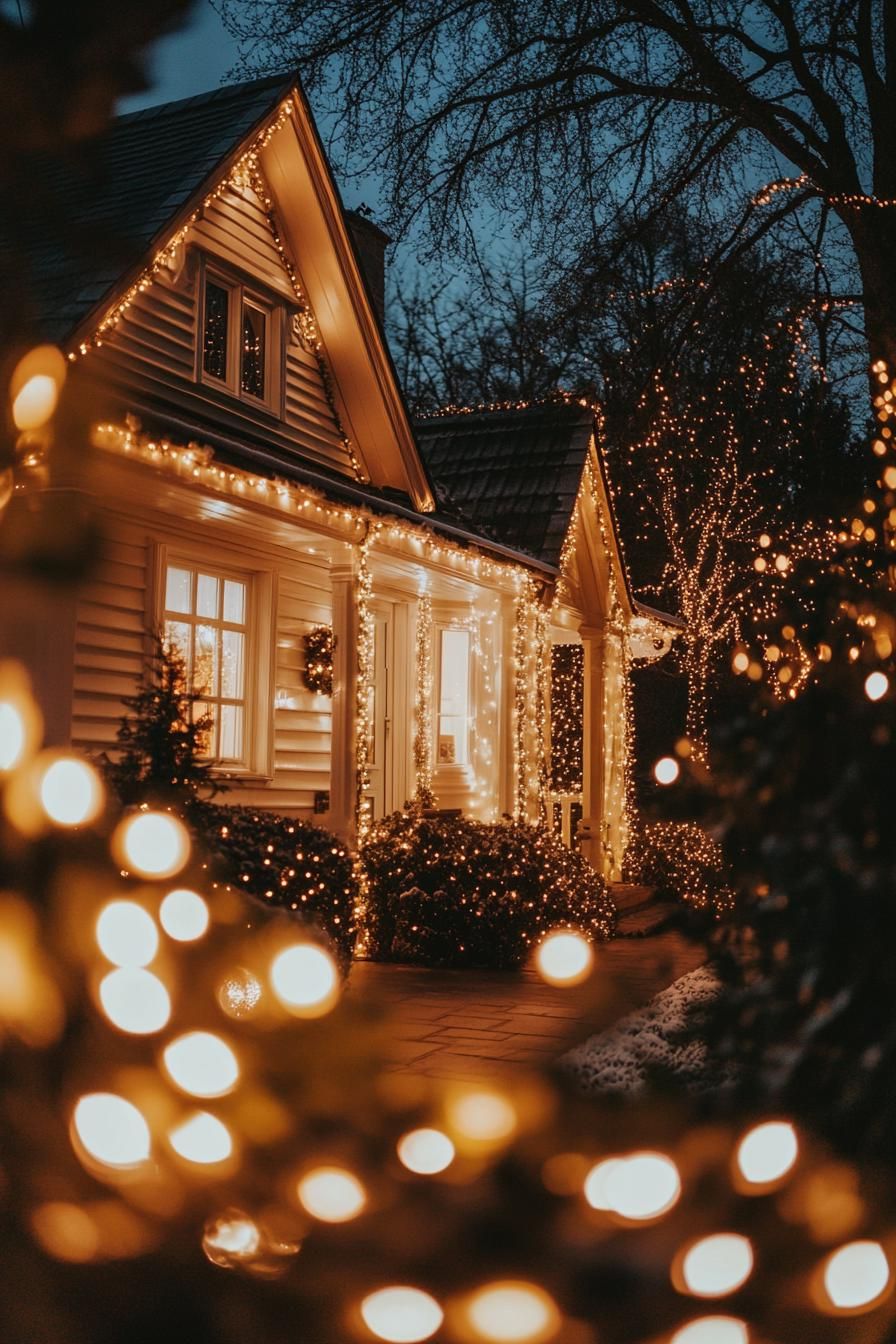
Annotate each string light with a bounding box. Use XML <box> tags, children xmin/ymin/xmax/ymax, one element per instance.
<box><xmin>412</xmin><ymin>592</ymin><xmax>434</xmax><ymax>803</ymax></box>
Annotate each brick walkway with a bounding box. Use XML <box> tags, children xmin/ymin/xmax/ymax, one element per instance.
<box><xmin>349</xmin><ymin>919</ymin><xmax>704</xmax><ymax>1080</ymax></box>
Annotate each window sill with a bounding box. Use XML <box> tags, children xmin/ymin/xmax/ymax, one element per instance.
<box><xmin>209</xmin><ymin>768</ymin><xmax>274</xmax><ymax>786</ymax></box>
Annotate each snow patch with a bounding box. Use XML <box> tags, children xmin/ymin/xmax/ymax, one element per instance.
<box><xmin>563</xmin><ymin>965</ymin><xmax>731</xmax><ymax>1095</ymax></box>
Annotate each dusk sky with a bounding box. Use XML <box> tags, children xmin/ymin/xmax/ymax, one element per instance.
<box><xmin>121</xmin><ymin>2</ymin><xmax>242</xmax><ymax>112</ymax></box>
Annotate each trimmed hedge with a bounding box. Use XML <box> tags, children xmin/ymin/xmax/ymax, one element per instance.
<box><xmin>624</xmin><ymin>819</ymin><xmax>734</xmax><ymax>916</ymax></box>
<box><xmin>361</xmin><ymin>807</ymin><xmax>616</xmax><ymax>968</ymax></box>
<box><xmin>191</xmin><ymin>801</ymin><xmax>359</xmax><ymax>965</ymax></box>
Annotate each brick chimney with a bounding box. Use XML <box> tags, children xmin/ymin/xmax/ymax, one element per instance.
<box><xmin>345</xmin><ymin>209</ymin><xmax>390</xmax><ymax>325</ymax></box>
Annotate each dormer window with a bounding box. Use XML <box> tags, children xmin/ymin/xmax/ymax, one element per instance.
<box><xmin>199</xmin><ymin>261</ymin><xmax>281</xmax><ymax>411</ymax></box>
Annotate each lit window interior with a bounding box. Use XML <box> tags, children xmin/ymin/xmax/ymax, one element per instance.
<box><xmin>165</xmin><ymin>565</ymin><xmax>248</xmax><ymax>763</ymax></box>
<box><xmin>241</xmin><ymin>301</ymin><xmax>266</xmax><ymax>398</ymax></box>
<box><xmin>203</xmin><ymin>281</ymin><xmax>229</xmax><ymax>381</ymax></box>
<box><xmin>438</xmin><ymin>628</ymin><xmax>470</xmax><ymax>766</ymax></box>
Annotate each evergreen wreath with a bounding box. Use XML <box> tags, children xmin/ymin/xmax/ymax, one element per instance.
<box><xmin>302</xmin><ymin>625</ymin><xmax>335</xmax><ymax>695</ymax></box>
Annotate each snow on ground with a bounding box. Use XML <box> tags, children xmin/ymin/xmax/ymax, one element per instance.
<box><xmin>562</xmin><ymin>965</ymin><xmax>734</xmax><ymax>1095</ymax></box>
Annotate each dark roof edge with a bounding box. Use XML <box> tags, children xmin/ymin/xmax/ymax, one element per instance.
<box><xmin>114</xmin><ymin>73</ymin><xmax>293</xmax><ymax>124</ymax></box>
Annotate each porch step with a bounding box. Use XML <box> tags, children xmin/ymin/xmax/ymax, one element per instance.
<box><xmin>610</xmin><ymin>883</ymin><xmax>676</xmax><ymax>938</ymax></box>
<box><xmin>609</xmin><ymin>883</ymin><xmax>655</xmax><ymax>913</ymax></box>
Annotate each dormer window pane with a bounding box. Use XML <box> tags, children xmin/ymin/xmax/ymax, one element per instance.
<box><xmin>241</xmin><ymin>300</ymin><xmax>266</xmax><ymax>398</ymax></box>
<box><xmin>203</xmin><ymin>281</ymin><xmax>229</xmax><ymax>380</ymax></box>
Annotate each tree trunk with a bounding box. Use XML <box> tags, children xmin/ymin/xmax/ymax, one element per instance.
<box><xmin>684</xmin><ymin>648</ymin><xmax>711</xmax><ymax>765</ymax></box>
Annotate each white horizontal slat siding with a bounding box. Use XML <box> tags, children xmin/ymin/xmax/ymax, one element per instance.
<box><xmin>70</xmin><ymin>506</ymin><xmax>335</xmax><ymax>819</ymax></box>
<box><xmin>73</xmin><ymin>520</ymin><xmax>148</xmax><ymax>751</ymax></box>
<box><xmin>254</xmin><ymin>566</ymin><xmax>333</xmax><ymax>814</ymax></box>
<box><xmin>192</xmin><ymin>187</ymin><xmax>294</xmax><ymax>300</ymax></box>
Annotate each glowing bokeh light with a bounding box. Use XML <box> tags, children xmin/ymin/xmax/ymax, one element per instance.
<box><xmin>163</xmin><ymin>1031</ymin><xmax>239</xmax><ymax>1098</ymax></box>
<box><xmin>534</xmin><ymin>930</ymin><xmax>593</xmax><ymax>986</ymax></box>
<box><xmin>465</xmin><ymin>1281</ymin><xmax>560</xmax><ymax>1343</ymax></box>
<box><xmin>297</xmin><ymin>1166</ymin><xmax>366</xmax><ymax>1223</ymax></box>
<box><xmin>865</xmin><ymin>671</ymin><xmax>889</xmax><ymax>702</ymax></box>
<box><xmin>654</xmin><ymin>756</ymin><xmax>680</xmax><ymax>785</ymax></box>
<box><xmin>671</xmin><ymin>1318</ymin><xmax>749</xmax><ymax>1344</ymax></box>
<box><xmin>115</xmin><ymin>811</ymin><xmax>190</xmax><ymax>879</ymax></box>
<box><xmin>202</xmin><ymin>1211</ymin><xmax>260</xmax><ymax>1264</ymax></box>
<box><xmin>603</xmin><ymin>1151</ymin><xmax>681</xmax><ymax>1221</ymax></box>
<box><xmin>168</xmin><ymin>1111</ymin><xmax>234</xmax><ymax>1165</ymax></box>
<box><xmin>0</xmin><ymin>700</ymin><xmax>27</xmax><ymax>771</ymax></box>
<box><xmin>583</xmin><ymin>1158</ymin><xmax>625</xmax><ymax>1211</ymax></box>
<box><xmin>397</xmin><ymin>1128</ymin><xmax>456</xmax><ymax>1175</ymax></box>
<box><xmin>99</xmin><ymin>967</ymin><xmax>170</xmax><ymax>1034</ymax></box>
<box><xmin>448</xmin><ymin>1089</ymin><xmax>517</xmax><ymax>1144</ymax></box>
<box><xmin>681</xmin><ymin>1234</ymin><xmax>754</xmax><ymax>1298</ymax></box>
<box><xmin>269</xmin><ymin>942</ymin><xmax>339</xmax><ymax>1016</ymax></box>
<box><xmin>12</xmin><ymin>374</ymin><xmax>58</xmax><ymax>430</ymax></box>
<box><xmin>9</xmin><ymin>345</ymin><xmax>66</xmax><ymax>430</ymax></box>
<box><xmin>31</xmin><ymin>1201</ymin><xmax>100</xmax><ymax>1263</ymax></box>
<box><xmin>360</xmin><ymin>1286</ymin><xmax>444</xmax><ymax>1342</ymax></box>
<box><xmin>38</xmin><ymin>757</ymin><xmax>103</xmax><ymax>826</ymax></box>
<box><xmin>736</xmin><ymin>1120</ymin><xmax>798</xmax><ymax>1186</ymax></box>
<box><xmin>823</xmin><ymin>1241</ymin><xmax>890</xmax><ymax>1310</ymax></box>
<box><xmin>159</xmin><ymin>888</ymin><xmax>209</xmax><ymax>941</ymax></box>
<box><xmin>218</xmin><ymin>967</ymin><xmax>263</xmax><ymax>1018</ymax></box>
<box><xmin>95</xmin><ymin>901</ymin><xmax>159</xmax><ymax>968</ymax></box>
<box><xmin>72</xmin><ymin>1093</ymin><xmax>151</xmax><ymax>1168</ymax></box>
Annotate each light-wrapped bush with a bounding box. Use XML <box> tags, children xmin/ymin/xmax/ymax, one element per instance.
<box><xmin>361</xmin><ymin>806</ymin><xmax>615</xmax><ymax>968</ymax></box>
<box><xmin>624</xmin><ymin>819</ymin><xmax>734</xmax><ymax>915</ymax></box>
<box><xmin>192</xmin><ymin>801</ymin><xmax>359</xmax><ymax>965</ymax></box>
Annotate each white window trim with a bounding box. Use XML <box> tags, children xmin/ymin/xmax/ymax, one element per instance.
<box><xmin>151</xmin><ymin>541</ymin><xmax>276</xmax><ymax>783</ymax></box>
<box><xmin>197</xmin><ymin>255</ymin><xmax>284</xmax><ymax>414</ymax></box>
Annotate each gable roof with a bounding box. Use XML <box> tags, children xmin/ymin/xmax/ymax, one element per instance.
<box><xmin>415</xmin><ymin>402</ymin><xmax>594</xmax><ymax>569</ymax></box>
<box><xmin>12</xmin><ymin>74</ymin><xmax>294</xmax><ymax>345</ymax></box>
<box><xmin>9</xmin><ymin>74</ymin><xmax>435</xmax><ymax>512</ymax></box>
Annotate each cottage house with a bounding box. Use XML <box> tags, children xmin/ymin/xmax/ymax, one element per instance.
<box><xmin>1</xmin><ymin>74</ymin><xmax>675</xmax><ymax>879</ymax></box>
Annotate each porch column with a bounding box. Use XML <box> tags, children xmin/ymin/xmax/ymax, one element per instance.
<box><xmin>578</xmin><ymin>619</ymin><xmax>608</xmax><ymax>876</ymax></box>
<box><xmin>328</xmin><ymin>558</ymin><xmax>359</xmax><ymax>841</ymax></box>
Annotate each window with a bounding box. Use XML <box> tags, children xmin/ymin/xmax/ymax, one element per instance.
<box><xmin>436</xmin><ymin>627</ymin><xmax>471</xmax><ymax>766</ymax></box>
<box><xmin>164</xmin><ymin>562</ymin><xmax>249</xmax><ymax>764</ymax></box>
<box><xmin>199</xmin><ymin>263</ymin><xmax>280</xmax><ymax>409</ymax></box>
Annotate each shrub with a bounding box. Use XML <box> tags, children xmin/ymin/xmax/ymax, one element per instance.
<box><xmin>623</xmin><ymin>819</ymin><xmax>734</xmax><ymax>915</ymax></box>
<box><xmin>192</xmin><ymin>801</ymin><xmax>359</xmax><ymax>966</ymax></box>
<box><xmin>361</xmin><ymin>807</ymin><xmax>616</xmax><ymax>968</ymax></box>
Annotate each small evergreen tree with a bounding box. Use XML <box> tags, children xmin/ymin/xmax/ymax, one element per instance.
<box><xmin>101</xmin><ymin>634</ymin><xmax>222</xmax><ymax>806</ymax></box>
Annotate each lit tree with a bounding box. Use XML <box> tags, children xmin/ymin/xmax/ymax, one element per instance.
<box><xmin>632</xmin><ymin>369</ymin><xmax>832</xmax><ymax>758</ymax></box>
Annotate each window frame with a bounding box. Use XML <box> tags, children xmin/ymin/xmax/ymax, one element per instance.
<box><xmin>197</xmin><ymin>256</ymin><xmax>284</xmax><ymax>414</ymax></box>
<box><xmin>153</xmin><ymin>541</ymin><xmax>275</xmax><ymax>782</ymax></box>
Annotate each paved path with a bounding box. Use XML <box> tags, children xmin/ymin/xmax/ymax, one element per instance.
<box><xmin>349</xmin><ymin>923</ymin><xmax>704</xmax><ymax>1080</ymax></box>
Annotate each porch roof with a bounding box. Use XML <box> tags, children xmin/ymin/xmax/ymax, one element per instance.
<box><xmin>415</xmin><ymin>402</ymin><xmax>593</xmax><ymax>570</ymax></box>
